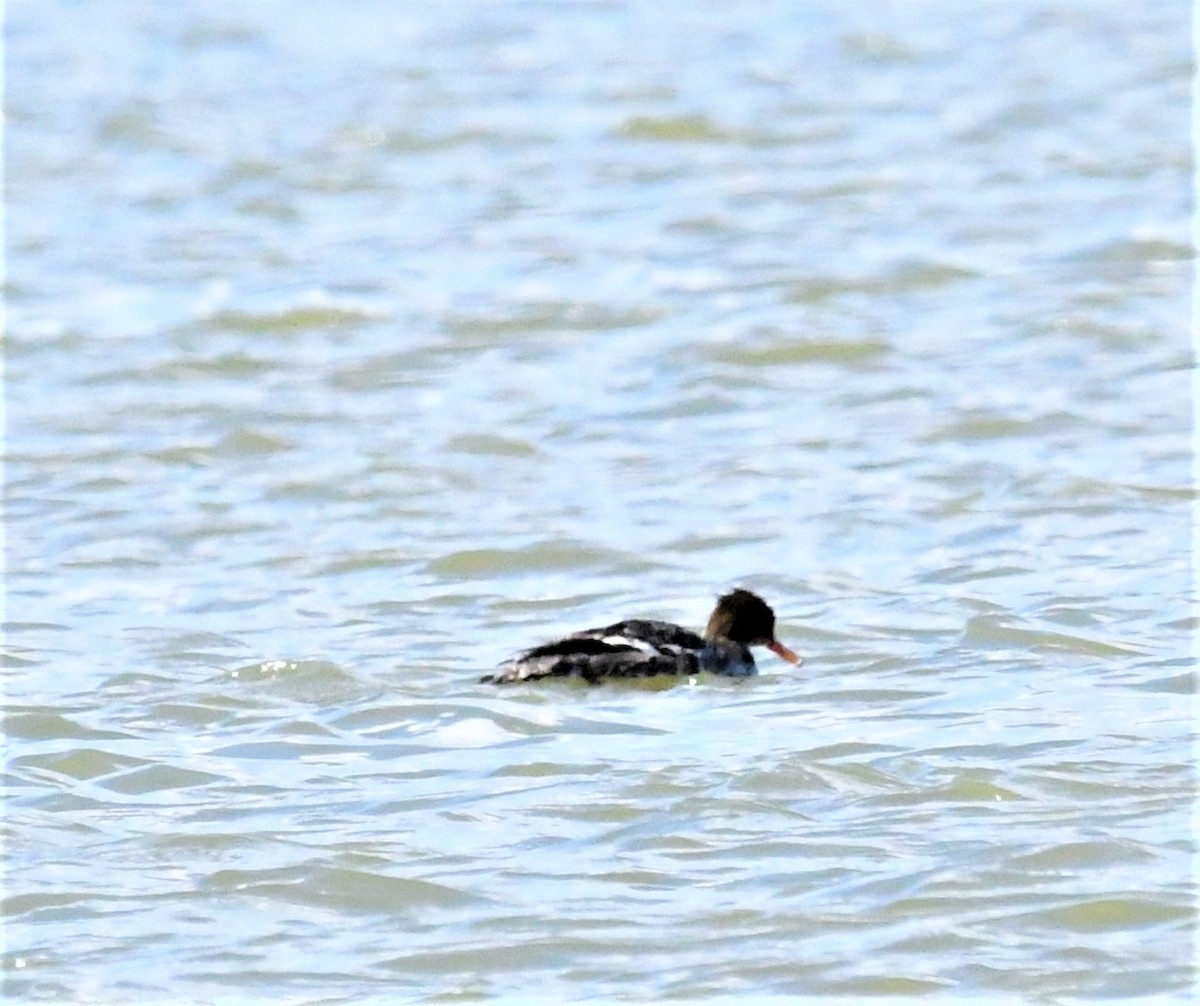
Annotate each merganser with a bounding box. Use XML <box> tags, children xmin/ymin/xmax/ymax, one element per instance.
<box><xmin>482</xmin><ymin>588</ymin><xmax>801</xmax><ymax>684</ymax></box>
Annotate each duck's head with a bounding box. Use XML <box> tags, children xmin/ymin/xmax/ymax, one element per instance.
<box><xmin>704</xmin><ymin>589</ymin><xmax>802</xmax><ymax>665</ymax></box>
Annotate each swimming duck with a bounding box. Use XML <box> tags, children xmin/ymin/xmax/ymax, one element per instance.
<box><xmin>483</xmin><ymin>588</ymin><xmax>801</xmax><ymax>684</ymax></box>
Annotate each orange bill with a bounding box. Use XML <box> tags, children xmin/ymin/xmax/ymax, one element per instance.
<box><xmin>768</xmin><ymin>640</ymin><xmax>802</xmax><ymax>665</ymax></box>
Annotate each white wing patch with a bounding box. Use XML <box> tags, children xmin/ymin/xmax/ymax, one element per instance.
<box><xmin>600</xmin><ymin>634</ymin><xmax>660</xmax><ymax>655</ymax></box>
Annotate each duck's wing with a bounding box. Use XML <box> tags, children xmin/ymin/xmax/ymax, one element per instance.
<box><xmin>585</xmin><ymin>619</ymin><xmax>707</xmax><ymax>651</ymax></box>
<box><xmin>482</xmin><ymin>620</ymin><xmax>705</xmax><ymax>685</ymax></box>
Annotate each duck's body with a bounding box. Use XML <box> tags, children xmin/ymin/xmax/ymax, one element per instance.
<box><xmin>483</xmin><ymin>589</ymin><xmax>801</xmax><ymax>685</ymax></box>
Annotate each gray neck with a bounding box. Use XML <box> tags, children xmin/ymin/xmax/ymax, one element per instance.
<box><xmin>699</xmin><ymin>641</ymin><xmax>756</xmax><ymax>677</ymax></box>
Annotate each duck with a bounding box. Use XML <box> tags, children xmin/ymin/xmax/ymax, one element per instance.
<box><xmin>482</xmin><ymin>588</ymin><xmax>801</xmax><ymax>684</ymax></box>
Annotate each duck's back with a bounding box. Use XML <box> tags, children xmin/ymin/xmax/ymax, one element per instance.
<box><xmin>484</xmin><ymin>619</ymin><xmax>707</xmax><ymax>684</ymax></box>
<box><xmin>588</xmin><ymin>619</ymin><xmax>707</xmax><ymax>651</ymax></box>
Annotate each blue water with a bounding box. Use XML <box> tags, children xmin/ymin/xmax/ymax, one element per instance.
<box><xmin>4</xmin><ymin>2</ymin><xmax>1193</xmax><ymax>1002</ymax></box>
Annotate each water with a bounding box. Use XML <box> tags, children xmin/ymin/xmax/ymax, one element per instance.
<box><xmin>4</xmin><ymin>2</ymin><xmax>1194</xmax><ymax>1001</ymax></box>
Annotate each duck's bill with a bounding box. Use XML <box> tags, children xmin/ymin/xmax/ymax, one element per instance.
<box><xmin>768</xmin><ymin>640</ymin><xmax>802</xmax><ymax>665</ymax></box>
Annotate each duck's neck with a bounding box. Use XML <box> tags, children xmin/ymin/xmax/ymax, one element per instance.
<box><xmin>699</xmin><ymin>640</ymin><xmax>756</xmax><ymax>677</ymax></box>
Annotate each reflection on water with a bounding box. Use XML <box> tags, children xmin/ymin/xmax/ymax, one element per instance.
<box><xmin>4</xmin><ymin>2</ymin><xmax>1193</xmax><ymax>1002</ymax></box>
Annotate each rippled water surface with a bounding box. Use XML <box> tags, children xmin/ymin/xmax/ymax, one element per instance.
<box><xmin>4</xmin><ymin>2</ymin><xmax>1195</xmax><ymax>1002</ymax></box>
